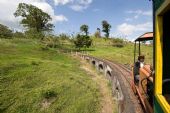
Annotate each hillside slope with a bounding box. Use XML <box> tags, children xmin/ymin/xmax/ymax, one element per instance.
<box><xmin>88</xmin><ymin>37</ymin><xmax>153</xmax><ymax>67</ymax></box>
<box><xmin>0</xmin><ymin>38</ymin><xmax>100</xmax><ymax>113</ymax></box>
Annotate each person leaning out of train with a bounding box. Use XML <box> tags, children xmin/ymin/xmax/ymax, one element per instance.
<box><xmin>133</xmin><ymin>55</ymin><xmax>145</xmax><ymax>85</ymax></box>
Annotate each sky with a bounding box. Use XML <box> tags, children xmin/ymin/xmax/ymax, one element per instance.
<box><xmin>0</xmin><ymin>0</ymin><xmax>153</xmax><ymax>41</ymax></box>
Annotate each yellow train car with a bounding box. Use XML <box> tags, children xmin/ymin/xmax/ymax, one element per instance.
<box><xmin>154</xmin><ymin>0</ymin><xmax>170</xmax><ymax>112</ymax></box>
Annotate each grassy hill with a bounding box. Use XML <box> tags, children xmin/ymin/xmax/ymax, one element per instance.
<box><xmin>0</xmin><ymin>38</ymin><xmax>100</xmax><ymax>113</ymax></box>
<box><xmin>56</xmin><ymin>36</ymin><xmax>153</xmax><ymax>67</ymax></box>
<box><xmin>0</xmin><ymin>36</ymin><xmax>153</xmax><ymax>113</ymax></box>
<box><xmin>88</xmin><ymin>37</ymin><xmax>153</xmax><ymax>67</ymax></box>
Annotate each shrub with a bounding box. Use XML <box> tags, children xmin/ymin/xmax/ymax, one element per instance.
<box><xmin>58</xmin><ymin>33</ymin><xmax>71</xmax><ymax>45</ymax></box>
<box><xmin>111</xmin><ymin>38</ymin><xmax>125</xmax><ymax>48</ymax></box>
<box><xmin>0</xmin><ymin>24</ymin><xmax>13</xmax><ymax>39</ymax></box>
<box><xmin>74</xmin><ymin>34</ymin><xmax>92</xmax><ymax>50</ymax></box>
<box><xmin>25</xmin><ymin>29</ymin><xmax>44</xmax><ymax>39</ymax></box>
<box><xmin>31</xmin><ymin>61</ymin><xmax>39</xmax><ymax>65</ymax></box>
<box><xmin>41</xmin><ymin>36</ymin><xmax>59</xmax><ymax>48</ymax></box>
<box><xmin>13</xmin><ymin>31</ymin><xmax>25</xmax><ymax>38</ymax></box>
<box><xmin>94</xmin><ymin>31</ymin><xmax>101</xmax><ymax>38</ymax></box>
<box><xmin>42</xmin><ymin>90</ymin><xmax>57</xmax><ymax>99</ymax></box>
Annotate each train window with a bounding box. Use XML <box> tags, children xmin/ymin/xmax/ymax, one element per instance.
<box><xmin>162</xmin><ymin>8</ymin><xmax>170</xmax><ymax>104</ymax></box>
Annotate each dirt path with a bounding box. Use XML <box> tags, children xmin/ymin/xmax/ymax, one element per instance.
<box><xmin>80</xmin><ymin>60</ymin><xmax>117</xmax><ymax>113</ymax></box>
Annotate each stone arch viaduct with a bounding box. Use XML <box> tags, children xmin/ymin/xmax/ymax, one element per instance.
<box><xmin>78</xmin><ymin>54</ymin><xmax>144</xmax><ymax>113</ymax></box>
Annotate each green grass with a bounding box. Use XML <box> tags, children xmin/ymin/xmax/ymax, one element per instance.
<box><xmin>56</xmin><ymin>37</ymin><xmax>153</xmax><ymax>67</ymax></box>
<box><xmin>0</xmin><ymin>38</ymin><xmax>100</xmax><ymax>113</ymax></box>
<box><xmin>88</xmin><ymin>37</ymin><xmax>153</xmax><ymax>67</ymax></box>
<box><xmin>0</xmin><ymin>37</ymin><xmax>152</xmax><ymax>113</ymax></box>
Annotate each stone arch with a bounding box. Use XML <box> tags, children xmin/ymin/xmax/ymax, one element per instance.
<box><xmin>106</xmin><ymin>70</ymin><xmax>112</xmax><ymax>81</ymax></box>
<box><xmin>85</xmin><ymin>57</ymin><xmax>90</xmax><ymax>62</ymax></box>
<box><xmin>99</xmin><ymin>64</ymin><xmax>104</xmax><ymax>70</ymax></box>
<box><xmin>92</xmin><ymin>60</ymin><xmax>96</xmax><ymax>65</ymax></box>
<box><xmin>106</xmin><ymin>71</ymin><xmax>112</xmax><ymax>77</ymax></box>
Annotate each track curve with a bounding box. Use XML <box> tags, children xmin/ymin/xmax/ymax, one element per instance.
<box><xmin>79</xmin><ymin>54</ymin><xmax>144</xmax><ymax>113</ymax></box>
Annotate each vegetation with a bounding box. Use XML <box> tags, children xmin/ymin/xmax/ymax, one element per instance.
<box><xmin>94</xmin><ymin>28</ymin><xmax>101</xmax><ymax>38</ymax></box>
<box><xmin>74</xmin><ymin>25</ymin><xmax>92</xmax><ymax>50</ymax></box>
<box><xmin>0</xmin><ymin>3</ymin><xmax>153</xmax><ymax>113</ymax></box>
<box><xmin>14</xmin><ymin>3</ymin><xmax>54</xmax><ymax>38</ymax></box>
<box><xmin>53</xmin><ymin>36</ymin><xmax>152</xmax><ymax>68</ymax></box>
<box><xmin>80</xmin><ymin>24</ymin><xmax>89</xmax><ymax>36</ymax></box>
<box><xmin>0</xmin><ymin>24</ymin><xmax>13</xmax><ymax>38</ymax></box>
<box><xmin>102</xmin><ymin>20</ymin><xmax>111</xmax><ymax>38</ymax></box>
<box><xmin>0</xmin><ymin>38</ymin><xmax>100</xmax><ymax>113</ymax></box>
<box><xmin>74</xmin><ymin>34</ymin><xmax>92</xmax><ymax>50</ymax></box>
<box><xmin>41</xmin><ymin>36</ymin><xmax>59</xmax><ymax>48</ymax></box>
<box><xmin>58</xmin><ymin>33</ymin><xmax>71</xmax><ymax>45</ymax></box>
<box><xmin>111</xmin><ymin>38</ymin><xmax>125</xmax><ymax>48</ymax></box>
<box><xmin>88</xmin><ymin>37</ymin><xmax>153</xmax><ymax>67</ymax></box>
<box><xmin>13</xmin><ymin>31</ymin><xmax>25</xmax><ymax>38</ymax></box>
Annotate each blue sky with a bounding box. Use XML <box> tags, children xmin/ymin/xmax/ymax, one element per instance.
<box><xmin>52</xmin><ymin>0</ymin><xmax>153</xmax><ymax>40</ymax></box>
<box><xmin>0</xmin><ymin>0</ymin><xmax>153</xmax><ymax>40</ymax></box>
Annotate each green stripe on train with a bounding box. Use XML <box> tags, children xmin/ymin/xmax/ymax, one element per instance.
<box><xmin>155</xmin><ymin>0</ymin><xmax>165</xmax><ymax>11</ymax></box>
<box><xmin>154</xmin><ymin>97</ymin><xmax>164</xmax><ymax>113</ymax></box>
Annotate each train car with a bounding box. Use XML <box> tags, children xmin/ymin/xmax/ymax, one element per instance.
<box><xmin>154</xmin><ymin>0</ymin><xmax>170</xmax><ymax>112</ymax></box>
<box><xmin>132</xmin><ymin>0</ymin><xmax>170</xmax><ymax>112</ymax></box>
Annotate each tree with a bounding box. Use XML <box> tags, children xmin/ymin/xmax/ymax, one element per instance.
<box><xmin>14</xmin><ymin>3</ymin><xmax>54</xmax><ymax>34</ymax></box>
<box><xmin>0</xmin><ymin>24</ymin><xmax>13</xmax><ymax>38</ymax></box>
<box><xmin>97</xmin><ymin>28</ymin><xmax>101</xmax><ymax>32</ymax></box>
<box><xmin>74</xmin><ymin>34</ymin><xmax>92</xmax><ymax>50</ymax></box>
<box><xmin>80</xmin><ymin>24</ymin><xmax>89</xmax><ymax>36</ymax></box>
<box><xmin>94</xmin><ymin>28</ymin><xmax>101</xmax><ymax>38</ymax></box>
<box><xmin>13</xmin><ymin>31</ymin><xmax>25</xmax><ymax>38</ymax></box>
<box><xmin>102</xmin><ymin>20</ymin><xmax>111</xmax><ymax>38</ymax></box>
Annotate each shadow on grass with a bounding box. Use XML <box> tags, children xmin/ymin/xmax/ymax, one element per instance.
<box><xmin>54</xmin><ymin>44</ymin><xmax>96</xmax><ymax>53</ymax></box>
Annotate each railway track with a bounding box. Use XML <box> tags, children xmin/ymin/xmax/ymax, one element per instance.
<box><xmin>104</xmin><ymin>59</ymin><xmax>143</xmax><ymax>113</ymax></box>
<box><xmin>78</xmin><ymin>54</ymin><xmax>144</xmax><ymax>113</ymax></box>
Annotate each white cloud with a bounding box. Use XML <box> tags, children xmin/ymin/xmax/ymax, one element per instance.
<box><xmin>31</xmin><ymin>1</ymin><xmax>68</xmax><ymax>23</ymax></box>
<box><xmin>125</xmin><ymin>10</ymin><xmax>152</xmax><ymax>21</ymax></box>
<box><xmin>142</xmin><ymin>11</ymin><xmax>152</xmax><ymax>16</ymax></box>
<box><xmin>0</xmin><ymin>0</ymin><xmax>68</xmax><ymax>30</ymax></box>
<box><xmin>117</xmin><ymin>23</ymin><xmax>135</xmax><ymax>35</ymax></box>
<box><xmin>126</xmin><ymin>10</ymin><xmax>152</xmax><ymax>16</ymax></box>
<box><xmin>54</xmin><ymin>15</ymin><xmax>68</xmax><ymax>22</ymax></box>
<box><xmin>79</xmin><ymin>0</ymin><xmax>92</xmax><ymax>5</ymax></box>
<box><xmin>117</xmin><ymin>22</ymin><xmax>152</xmax><ymax>36</ymax></box>
<box><xmin>70</xmin><ymin>4</ymin><xmax>87</xmax><ymax>11</ymax></box>
<box><xmin>53</xmin><ymin>0</ymin><xmax>93</xmax><ymax>12</ymax></box>
<box><xmin>54</xmin><ymin>0</ymin><xmax>73</xmax><ymax>5</ymax></box>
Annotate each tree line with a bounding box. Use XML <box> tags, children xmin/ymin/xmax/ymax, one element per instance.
<box><xmin>1</xmin><ymin>3</ymin><xmax>122</xmax><ymax>50</ymax></box>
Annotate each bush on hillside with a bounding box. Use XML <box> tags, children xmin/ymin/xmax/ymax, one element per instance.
<box><xmin>74</xmin><ymin>34</ymin><xmax>92</xmax><ymax>50</ymax></box>
<box><xmin>13</xmin><ymin>31</ymin><xmax>25</xmax><ymax>38</ymax></box>
<box><xmin>58</xmin><ymin>33</ymin><xmax>71</xmax><ymax>45</ymax></box>
<box><xmin>42</xmin><ymin>89</ymin><xmax>57</xmax><ymax>99</ymax></box>
<box><xmin>0</xmin><ymin>24</ymin><xmax>13</xmax><ymax>39</ymax></box>
<box><xmin>94</xmin><ymin>31</ymin><xmax>101</xmax><ymax>38</ymax></box>
<box><xmin>111</xmin><ymin>38</ymin><xmax>125</xmax><ymax>48</ymax></box>
<box><xmin>25</xmin><ymin>29</ymin><xmax>44</xmax><ymax>39</ymax></box>
<box><xmin>41</xmin><ymin>36</ymin><xmax>59</xmax><ymax>48</ymax></box>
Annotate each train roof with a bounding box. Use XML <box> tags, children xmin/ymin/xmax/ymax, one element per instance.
<box><xmin>135</xmin><ymin>32</ymin><xmax>153</xmax><ymax>41</ymax></box>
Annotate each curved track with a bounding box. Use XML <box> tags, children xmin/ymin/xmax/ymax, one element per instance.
<box><xmin>79</xmin><ymin>54</ymin><xmax>144</xmax><ymax>113</ymax></box>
